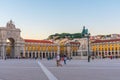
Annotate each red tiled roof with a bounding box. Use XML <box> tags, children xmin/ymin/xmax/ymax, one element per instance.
<box><xmin>92</xmin><ymin>39</ymin><xmax>120</xmax><ymax>43</ymax></box>
<box><xmin>24</xmin><ymin>39</ymin><xmax>53</xmax><ymax>44</ymax></box>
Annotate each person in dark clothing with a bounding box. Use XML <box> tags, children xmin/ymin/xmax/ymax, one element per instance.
<box><xmin>64</xmin><ymin>55</ymin><xmax>67</xmax><ymax>64</ymax></box>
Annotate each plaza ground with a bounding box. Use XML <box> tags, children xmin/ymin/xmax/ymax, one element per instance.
<box><xmin>0</xmin><ymin>59</ymin><xmax>120</xmax><ymax>80</ymax></box>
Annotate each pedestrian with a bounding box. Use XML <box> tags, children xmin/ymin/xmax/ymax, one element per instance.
<box><xmin>64</xmin><ymin>55</ymin><xmax>67</xmax><ymax>64</ymax></box>
<box><xmin>110</xmin><ymin>56</ymin><xmax>112</xmax><ymax>59</ymax></box>
<box><xmin>56</xmin><ymin>55</ymin><xmax>62</xmax><ymax>67</ymax></box>
<box><xmin>35</xmin><ymin>57</ymin><xmax>37</xmax><ymax>60</ymax></box>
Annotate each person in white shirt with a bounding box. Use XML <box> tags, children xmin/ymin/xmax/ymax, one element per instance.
<box><xmin>56</xmin><ymin>55</ymin><xmax>62</xmax><ymax>67</ymax></box>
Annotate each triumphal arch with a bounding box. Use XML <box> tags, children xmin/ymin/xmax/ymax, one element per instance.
<box><xmin>0</xmin><ymin>20</ymin><xmax>24</xmax><ymax>59</ymax></box>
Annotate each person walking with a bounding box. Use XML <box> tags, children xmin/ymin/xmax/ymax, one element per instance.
<box><xmin>64</xmin><ymin>55</ymin><xmax>67</xmax><ymax>64</ymax></box>
<box><xmin>56</xmin><ymin>55</ymin><xmax>62</xmax><ymax>67</ymax></box>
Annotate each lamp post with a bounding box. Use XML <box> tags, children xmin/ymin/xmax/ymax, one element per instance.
<box><xmin>85</xmin><ymin>33</ymin><xmax>90</xmax><ymax>62</ymax></box>
<box><xmin>81</xmin><ymin>26</ymin><xmax>90</xmax><ymax>62</ymax></box>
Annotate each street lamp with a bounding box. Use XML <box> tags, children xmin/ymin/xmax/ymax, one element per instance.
<box><xmin>81</xmin><ymin>26</ymin><xmax>90</xmax><ymax>62</ymax></box>
<box><xmin>85</xmin><ymin>33</ymin><xmax>90</xmax><ymax>62</ymax></box>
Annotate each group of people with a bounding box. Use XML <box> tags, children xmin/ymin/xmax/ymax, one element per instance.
<box><xmin>56</xmin><ymin>54</ymin><xmax>67</xmax><ymax>67</ymax></box>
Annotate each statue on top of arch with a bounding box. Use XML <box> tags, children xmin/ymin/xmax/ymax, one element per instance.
<box><xmin>6</xmin><ymin>20</ymin><xmax>15</xmax><ymax>29</ymax></box>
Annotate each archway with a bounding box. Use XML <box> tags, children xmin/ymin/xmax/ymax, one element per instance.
<box><xmin>0</xmin><ymin>20</ymin><xmax>25</xmax><ymax>59</ymax></box>
<box><xmin>6</xmin><ymin>38</ymin><xmax>15</xmax><ymax>58</ymax></box>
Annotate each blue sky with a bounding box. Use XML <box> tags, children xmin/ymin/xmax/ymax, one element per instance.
<box><xmin>0</xmin><ymin>0</ymin><xmax>120</xmax><ymax>39</ymax></box>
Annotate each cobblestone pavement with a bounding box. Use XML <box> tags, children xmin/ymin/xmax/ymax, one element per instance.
<box><xmin>1</xmin><ymin>59</ymin><xmax>120</xmax><ymax>80</ymax></box>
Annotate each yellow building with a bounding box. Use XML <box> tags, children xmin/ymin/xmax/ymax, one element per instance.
<box><xmin>23</xmin><ymin>39</ymin><xmax>58</xmax><ymax>59</ymax></box>
<box><xmin>6</xmin><ymin>39</ymin><xmax>80</xmax><ymax>59</ymax></box>
<box><xmin>59</xmin><ymin>39</ymin><xmax>80</xmax><ymax>58</ymax></box>
<box><xmin>91</xmin><ymin>39</ymin><xmax>120</xmax><ymax>58</ymax></box>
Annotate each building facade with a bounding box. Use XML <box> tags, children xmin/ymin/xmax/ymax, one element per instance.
<box><xmin>0</xmin><ymin>20</ymin><xmax>24</xmax><ymax>59</ymax></box>
<box><xmin>0</xmin><ymin>21</ymin><xmax>80</xmax><ymax>59</ymax></box>
<box><xmin>58</xmin><ymin>39</ymin><xmax>80</xmax><ymax>58</ymax></box>
<box><xmin>91</xmin><ymin>39</ymin><xmax>120</xmax><ymax>58</ymax></box>
<box><xmin>23</xmin><ymin>39</ymin><xmax>58</xmax><ymax>59</ymax></box>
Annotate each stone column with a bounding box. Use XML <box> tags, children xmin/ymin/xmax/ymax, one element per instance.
<box><xmin>97</xmin><ymin>50</ymin><xmax>99</xmax><ymax>58</ymax></box>
<box><xmin>38</xmin><ymin>51</ymin><xmax>40</xmax><ymax>58</ymax></box>
<box><xmin>114</xmin><ymin>48</ymin><xmax>116</xmax><ymax>58</ymax></box>
<box><xmin>22</xmin><ymin>47</ymin><xmax>25</xmax><ymax>58</ymax></box>
<box><xmin>1</xmin><ymin>44</ymin><xmax>6</xmax><ymax>59</ymax></box>
<box><xmin>67</xmin><ymin>44</ymin><xmax>71</xmax><ymax>58</ymax></box>
<box><xmin>31</xmin><ymin>52</ymin><xmax>33</xmax><ymax>58</ymax></box>
<box><xmin>23</xmin><ymin>51</ymin><xmax>25</xmax><ymax>58</ymax></box>
<box><xmin>103</xmin><ymin>51</ymin><xmax>105</xmax><ymax>58</ymax></box>
<box><xmin>57</xmin><ymin>44</ymin><xmax>60</xmax><ymax>55</ymax></box>
<box><xmin>14</xmin><ymin>42</ymin><xmax>21</xmax><ymax>58</ymax></box>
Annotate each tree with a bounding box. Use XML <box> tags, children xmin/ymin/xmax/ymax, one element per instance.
<box><xmin>47</xmin><ymin>33</ymin><xmax>82</xmax><ymax>40</ymax></box>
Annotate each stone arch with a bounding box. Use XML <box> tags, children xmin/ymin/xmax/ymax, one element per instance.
<box><xmin>6</xmin><ymin>38</ymin><xmax>15</xmax><ymax>58</ymax></box>
<box><xmin>0</xmin><ymin>20</ymin><xmax>24</xmax><ymax>59</ymax></box>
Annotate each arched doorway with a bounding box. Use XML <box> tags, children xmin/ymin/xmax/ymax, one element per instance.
<box><xmin>6</xmin><ymin>38</ymin><xmax>15</xmax><ymax>58</ymax></box>
<box><xmin>0</xmin><ymin>20</ymin><xmax>25</xmax><ymax>59</ymax></box>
